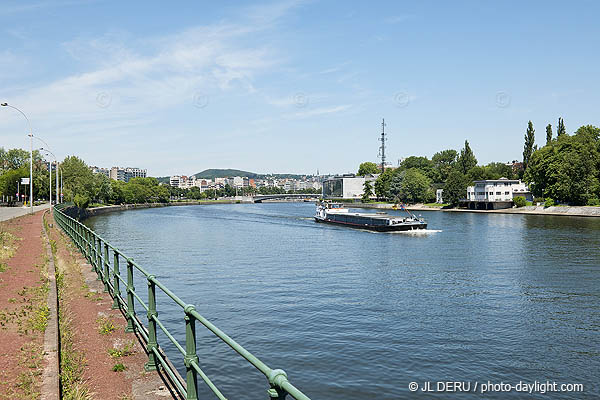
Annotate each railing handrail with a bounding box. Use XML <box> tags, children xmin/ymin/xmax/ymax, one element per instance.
<box><xmin>52</xmin><ymin>204</ymin><xmax>312</xmax><ymax>400</ymax></box>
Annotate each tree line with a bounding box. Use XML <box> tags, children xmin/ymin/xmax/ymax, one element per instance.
<box><xmin>0</xmin><ymin>151</ymin><xmax>320</xmax><ymax>208</ymax></box>
<box><xmin>357</xmin><ymin>118</ymin><xmax>600</xmax><ymax>207</ymax></box>
<box><xmin>523</xmin><ymin>120</ymin><xmax>599</xmax><ymax>206</ymax></box>
<box><xmin>358</xmin><ymin>140</ymin><xmax>514</xmax><ymax>205</ymax></box>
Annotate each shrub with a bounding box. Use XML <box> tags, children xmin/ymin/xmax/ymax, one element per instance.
<box><xmin>73</xmin><ymin>194</ymin><xmax>90</xmax><ymax>209</ymax></box>
<box><xmin>112</xmin><ymin>363</ymin><xmax>126</xmax><ymax>372</ymax></box>
<box><xmin>533</xmin><ymin>197</ymin><xmax>545</xmax><ymax>204</ymax></box>
<box><xmin>587</xmin><ymin>198</ymin><xmax>600</xmax><ymax>206</ymax></box>
<box><xmin>544</xmin><ymin>198</ymin><xmax>555</xmax><ymax>207</ymax></box>
<box><xmin>513</xmin><ymin>196</ymin><xmax>527</xmax><ymax>208</ymax></box>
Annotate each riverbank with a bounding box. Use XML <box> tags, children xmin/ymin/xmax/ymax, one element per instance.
<box><xmin>65</xmin><ymin>200</ymin><xmax>243</xmax><ymax>220</ymax></box>
<box><xmin>352</xmin><ymin>202</ymin><xmax>600</xmax><ymax>217</ymax></box>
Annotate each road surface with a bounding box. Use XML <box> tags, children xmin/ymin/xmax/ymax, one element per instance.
<box><xmin>0</xmin><ymin>203</ymin><xmax>50</xmax><ymax>222</ymax></box>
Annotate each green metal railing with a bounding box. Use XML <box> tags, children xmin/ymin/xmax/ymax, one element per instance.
<box><xmin>53</xmin><ymin>204</ymin><xmax>311</xmax><ymax>400</ymax></box>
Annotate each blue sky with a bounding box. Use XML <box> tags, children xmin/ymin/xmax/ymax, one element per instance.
<box><xmin>1</xmin><ymin>1</ymin><xmax>599</xmax><ymax>176</ymax></box>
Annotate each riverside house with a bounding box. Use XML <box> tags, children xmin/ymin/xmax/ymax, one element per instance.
<box><xmin>464</xmin><ymin>178</ymin><xmax>533</xmax><ymax>210</ymax></box>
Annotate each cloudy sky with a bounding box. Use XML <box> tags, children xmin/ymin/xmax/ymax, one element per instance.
<box><xmin>1</xmin><ymin>1</ymin><xmax>599</xmax><ymax>176</ymax></box>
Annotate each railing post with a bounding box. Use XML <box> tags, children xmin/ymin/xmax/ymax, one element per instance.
<box><xmin>112</xmin><ymin>252</ymin><xmax>120</xmax><ymax>309</ymax></box>
<box><xmin>125</xmin><ymin>259</ymin><xmax>135</xmax><ymax>333</ymax></box>
<box><xmin>85</xmin><ymin>229</ymin><xmax>91</xmax><ymax>263</ymax></box>
<box><xmin>144</xmin><ymin>275</ymin><xmax>159</xmax><ymax>371</ymax></box>
<box><xmin>95</xmin><ymin>237</ymin><xmax>102</xmax><ymax>280</ymax></box>
<box><xmin>103</xmin><ymin>243</ymin><xmax>110</xmax><ymax>292</ymax></box>
<box><xmin>267</xmin><ymin>370</ymin><xmax>289</xmax><ymax>400</ymax></box>
<box><xmin>184</xmin><ymin>305</ymin><xmax>199</xmax><ymax>400</ymax></box>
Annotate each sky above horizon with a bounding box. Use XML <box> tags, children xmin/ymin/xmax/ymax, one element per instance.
<box><xmin>1</xmin><ymin>1</ymin><xmax>599</xmax><ymax>176</ymax></box>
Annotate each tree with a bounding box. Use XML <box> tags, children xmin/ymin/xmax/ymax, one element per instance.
<box><xmin>524</xmin><ymin>129</ymin><xmax>599</xmax><ymax>205</ymax></box>
<box><xmin>457</xmin><ymin>140</ymin><xmax>477</xmax><ymax>175</ymax></box>
<box><xmin>444</xmin><ymin>171</ymin><xmax>469</xmax><ymax>206</ymax></box>
<box><xmin>546</xmin><ymin>124</ymin><xmax>553</xmax><ymax>144</ymax></box>
<box><xmin>362</xmin><ymin>180</ymin><xmax>373</xmax><ymax>202</ymax></box>
<box><xmin>523</xmin><ymin>120</ymin><xmax>535</xmax><ymax>170</ymax></box>
<box><xmin>574</xmin><ymin>125</ymin><xmax>600</xmax><ymax>141</ymax></box>
<box><xmin>432</xmin><ymin>149</ymin><xmax>458</xmax><ymax>182</ymax></box>
<box><xmin>397</xmin><ymin>168</ymin><xmax>431</xmax><ymax>204</ymax></box>
<box><xmin>398</xmin><ymin>156</ymin><xmax>439</xmax><ymax>182</ymax></box>
<box><xmin>557</xmin><ymin>117</ymin><xmax>566</xmax><ymax>138</ymax></box>
<box><xmin>388</xmin><ymin>170</ymin><xmax>405</xmax><ymax>201</ymax></box>
<box><xmin>373</xmin><ymin>168</ymin><xmax>396</xmax><ymax>199</ymax></box>
<box><xmin>357</xmin><ymin>162</ymin><xmax>379</xmax><ymax>176</ymax></box>
<box><xmin>60</xmin><ymin>156</ymin><xmax>94</xmax><ymax>202</ymax></box>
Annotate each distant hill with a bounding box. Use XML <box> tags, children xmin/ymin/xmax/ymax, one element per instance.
<box><xmin>154</xmin><ymin>169</ymin><xmax>311</xmax><ymax>182</ymax></box>
<box><xmin>194</xmin><ymin>169</ymin><xmax>259</xmax><ymax>179</ymax></box>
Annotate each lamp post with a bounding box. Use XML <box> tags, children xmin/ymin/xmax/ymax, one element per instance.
<box><xmin>39</xmin><ymin>148</ymin><xmax>58</xmax><ymax>208</ymax></box>
<box><xmin>32</xmin><ymin>134</ymin><xmax>56</xmax><ymax>207</ymax></box>
<box><xmin>1</xmin><ymin>103</ymin><xmax>33</xmax><ymax>214</ymax></box>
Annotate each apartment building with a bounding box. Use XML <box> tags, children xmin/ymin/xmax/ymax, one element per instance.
<box><xmin>465</xmin><ymin>178</ymin><xmax>532</xmax><ymax>209</ymax></box>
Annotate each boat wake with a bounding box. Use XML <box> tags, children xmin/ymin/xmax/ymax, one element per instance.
<box><xmin>392</xmin><ymin>229</ymin><xmax>442</xmax><ymax>235</ymax></box>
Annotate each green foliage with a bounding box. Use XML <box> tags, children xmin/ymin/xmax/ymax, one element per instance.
<box><xmin>546</xmin><ymin>124</ymin><xmax>553</xmax><ymax>144</ymax></box>
<box><xmin>525</xmin><ymin>128</ymin><xmax>599</xmax><ymax>205</ymax></box>
<box><xmin>586</xmin><ymin>198</ymin><xmax>600</xmax><ymax>206</ymax></box>
<box><xmin>432</xmin><ymin>149</ymin><xmax>458</xmax><ymax>182</ymax></box>
<box><xmin>557</xmin><ymin>117</ymin><xmax>566</xmax><ymax>138</ymax></box>
<box><xmin>0</xmin><ymin>148</ymin><xmax>31</xmax><ymax>170</ymax></box>
<box><xmin>444</xmin><ymin>171</ymin><xmax>470</xmax><ymax>206</ymax></box>
<box><xmin>457</xmin><ymin>140</ymin><xmax>477</xmax><ymax>175</ymax></box>
<box><xmin>357</xmin><ymin>162</ymin><xmax>380</xmax><ymax>176</ymax></box>
<box><xmin>467</xmin><ymin>162</ymin><xmax>514</xmax><ymax>182</ymax></box>
<box><xmin>398</xmin><ymin>156</ymin><xmax>438</xmax><ymax>182</ymax></box>
<box><xmin>97</xmin><ymin>317</ymin><xmax>115</xmax><ymax>334</ymax></box>
<box><xmin>513</xmin><ymin>196</ymin><xmax>527</xmax><ymax>208</ymax></box>
<box><xmin>373</xmin><ymin>168</ymin><xmax>396</xmax><ymax>199</ymax></box>
<box><xmin>575</xmin><ymin>125</ymin><xmax>600</xmax><ymax>141</ymax></box>
<box><xmin>362</xmin><ymin>180</ymin><xmax>373</xmax><ymax>202</ymax></box>
<box><xmin>0</xmin><ymin>165</ymin><xmax>28</xmax><ymax>200</ymax></box>
<box><xmin>112</xmin><ymin>363</ymin><xmax>126</xmax><ymax>372</ymax></box>
<box><xmin>391</xmin><ymin>168</ymin><xmax>431</xmax><ymax>204</ymax></box>
<box><xmin>108</xmin><ymin>341</ymin><xmax>134</xmax><ymax>358</ymax></box>
<box><xmin>544</xmin><ymin>198</ymin><xmax>555</xmax><ymax>207</ymax></box>
<box><xmin>523</xmin><ymin>120</ymin><xmax>535</xmax><ymax>170</ymax></box>
<box><xmin>73</xmin><ymin>194</ymin><xmax>90</xmax><ymax>209</ymax></box>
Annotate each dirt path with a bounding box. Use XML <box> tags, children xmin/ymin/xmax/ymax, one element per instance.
<box><xmin>45</xmin><ymin>212</ymin><xmax>177</xmax><ymax>399</ymax></box>
<box><xmin>1</xmin><ymin>211</ymin><xmax>177</xmax><ymax>399</ymax></box>
<box><xmin>0</xmin><ymin>211</ymin><xmax>48</xmax><ymax>399</ymax></box>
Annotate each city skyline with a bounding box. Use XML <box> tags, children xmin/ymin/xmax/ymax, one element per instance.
<box><xmin>2</xmin><ymin>1</ymin><xmax>600</xmax><ymax>176</ymax></box>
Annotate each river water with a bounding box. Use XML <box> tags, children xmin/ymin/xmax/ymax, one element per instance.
<box><xmin>85</xmin><ymin>203</ymin><xmax>600</xmax><ymax>399</ymax></box>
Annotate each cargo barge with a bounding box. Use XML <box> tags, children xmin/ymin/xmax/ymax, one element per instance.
<box><xmin>314</xmin><ymin>202</ymin><xmax>427</xmax><ymax>232</ymax></box>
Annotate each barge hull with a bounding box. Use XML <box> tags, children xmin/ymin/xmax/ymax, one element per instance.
<box><xmin>314</xmin><ymin>217</ymin><xmax>427</xmax><ymax>232</ymax></box>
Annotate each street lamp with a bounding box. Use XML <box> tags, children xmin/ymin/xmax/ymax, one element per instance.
<box><xmin>1</xmin><ymin>102</ymin><xmax>33</xmax><ymax>214</ymax></box>
<box><xmin>39</xmin><ymin>148</ymin><xmax>59</xmax><ymax>208</ymax></box>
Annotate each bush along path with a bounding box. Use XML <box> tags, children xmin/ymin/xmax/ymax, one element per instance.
<box><xmin>44</xmin><ymin>211</ymin><xmax>177</xmax><ymax>400</ymax></box>
<box><xmin>0</xmin><ymin>211</ymin><xmax>50</xmax><ymax>399</ymax></box>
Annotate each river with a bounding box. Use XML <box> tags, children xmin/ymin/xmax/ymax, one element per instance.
<box><xmin>85</xmin><ymin>202</ymin><xmax>600</xmax><ymax>399</ymax></box>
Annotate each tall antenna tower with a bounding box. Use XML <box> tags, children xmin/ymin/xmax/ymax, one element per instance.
<box><xmin>378</xmin><ymin>118</ymin><xmax>387</xmax><ymax>173</ymax></box>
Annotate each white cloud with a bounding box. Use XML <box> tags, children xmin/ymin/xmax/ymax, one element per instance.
<box><xmin>2</xmin><ymin>3</ymin><xmax>296</xmax><ymax>139</ymax></box>
<box><xmin>288</xmin><ymin>104</ymin><xmax>351</xmax><ymax>118</ymax></box>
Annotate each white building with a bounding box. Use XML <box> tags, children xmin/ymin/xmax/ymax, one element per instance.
<box><xmin>436</xmin><ymin>189</ymin><xmax>444</xmax><ymax>204</ymax></box>
<box><xmin>322</xmin><ymin>175</ymin><xmax>378</xmax><ymax>199</ymax></box>
<box><xmin>109</xmin><ymin>167</ymin><xmax>147</xmax><ymax>182</ymax></box>
<box><xmin>465</xmin><ymin>178</ymin><xmax>533</xmax><ymax>209</ymax></box>
<box><xmin>169</xmin><ymin>176</ymin><xmax>181</xmax><ymax>187</ymax></box>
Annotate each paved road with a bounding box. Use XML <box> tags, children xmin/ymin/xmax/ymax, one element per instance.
<box><xmin>0</xmin><ymin>203</ymin><xmax>51</xmax><ymax>222</ymax></box>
